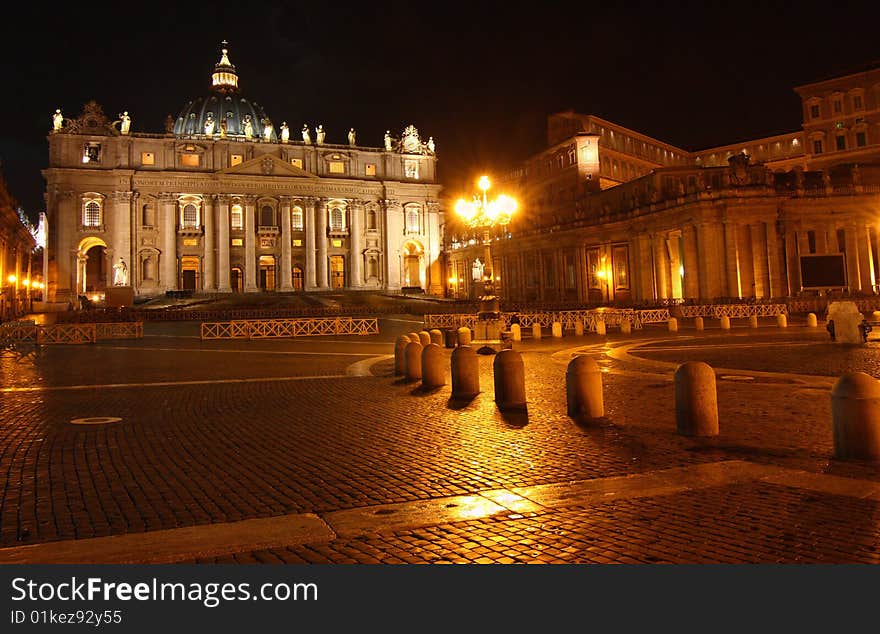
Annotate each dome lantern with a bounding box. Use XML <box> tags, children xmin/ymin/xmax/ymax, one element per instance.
<box><xmin>211</xmin><ymin>40</ymin><xmax>239</xmax><ymax>94</ymax></box>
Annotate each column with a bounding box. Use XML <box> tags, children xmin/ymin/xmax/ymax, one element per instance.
<box><xmin>765</xmin><ymin>221</ymin><xmax>786</xmax><ymax>297</ymax></box>
<box><xmin>316</xmin><ymin>197</ymin><xmax>328</xmax><ymax>289</ymax></box>
<box><xmin>737</xmin><ymin>224</ymin><xmax>755</xmax><ymax>298</ymax></box>
<box><xmin>217</xmin><ymin>195</ymin><xmax>231</xmax><ymax>292</ymax></box>
<box><xmin>696</xmin><ymin>222</ymin><xmax>723</xmax><ymax>300</ymax></box>
<box><xmin>280</xmin><ymin>196</ymin><xmax>293</xmax><ymax>291</ymax></box>
<box><xmin>203</xmin><ymin>195</ymin><xmax>215</xmax><ymax>291</ymax></box>
<box><xmin>784</xmin><ymin>228</ymin><xmax>801</xmax><ymax>295</ymax></box>
<box><xmin>636</xmin><ymin>234</ymin><xmax>654</xmax><ymax>302</ymax></box>
<box><xmin>653</xmin><ymin>233</ymin><xmax>669</xmax><ymax>300</ymax></box>
<box><xmin>54</xmin><ymin>191</ymin><xmax>76</xmax><ymax>303</ymax></box>
<box><xmin>160</xmin><ymin>193</ymin><xmax>177</xmax><ymax>290</ymax></box>
<box><xmin>384</xmin><ymin>199</ymin><xmax>403</xmax><ymax>290</ymax></box>
<box><xmin>857</xmin><ymin>223</ymin><xmax>875</xmax><ymax>292</ymax></box>
<box><xmin>304</xmin><ymin>198</ymin><xmax>317</xmax><ymax>289</ymax></box>
<box><xmin>110</xmin><ymin>191</ymin><xmax>132</xmax><ymax>283</ymax></box>
<box><xmin>244</xmin><ymin>196</ymin><xmax>258</xmax><ymax>292</ymax></box>
<box><xmin>722</xmin><ymin>221</ymin><xmax>741</xmax><ymax>298</ymax></box>
<box><xmin>129</xmin><ymin>192</ymin><xmax>139</xmax><ymax>293</ymax></box>
<box><xmin>681</xmin><ymin>225</ymin><xmax>699</xmax><ymax>299</ymax></box>
<box><xmin>844</xmin><ymin>225</ymin><xmax>861</xmax><ymax>292</ymax></box>
<box><xmin>349</xmin><ymin>199</ymin><xmax>363</xmax><ymax>288</ymax></box>
<box><xmin>749</xmin><ymin>224</ymin><xmax>768</xmax><ymax>298</ymax></box>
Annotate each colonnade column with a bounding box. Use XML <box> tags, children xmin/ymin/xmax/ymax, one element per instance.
<box><xmin>765</xmin><ymin>222</ymin><xmax>786</xmax><ymax>297</ymax></box>
<box><xmin>280</xmin><ymin>196</ymin><xmax>293</xmax><ymax>291</ymax></box>
<box><xmin>652</xmin><ymin>233</ymin><xmax>669</xmax><ymax>300</ymax></box>
<box><xmin>160</xmin><ymin>193</ymin><xmax>178</xmax><ymax>291</ymax></box>
<box><xmin>243</xmin><ymin>196</ymin><xmax>258</xmax><ymax>292</ymax></box>
<box><xmin>749</xmin><ymin>224</ymin><xmax>767</xmax><ymax>298</ymax></box>
<box><xmin>203</xmin><ymin>195</ymin><xmax>215</xmax><ymax>291</ymax></box>
<box><xmin>681</xmin><ymin>225</ymin><xmax>699</xmax><ymax>299</ymax></box>
<box><xmin>316</xmin><ymin>197</ymin><xmax>328</xmax><ymax>289</ymax></box>
<box><xmin>723</xmin><ymin>221</ymin><xmax>741</xmax><ymax>298</ymax></box>
<box><xmin>54</xmin><ymin>191</ymin><xmax>76</xmax><ymax>302</ymax></box>
<box><xmin>635</xmin><ymin>234</ymin><xmax>654</xmax><ymax>302</ymax></box>
<box><xmin>349</xmin><ymin>199</ymin><xmax>363</xmax><ymax>288</ymax></box>
<box><xmin>857</xmin><ymin>223</ymin><xmax>875</xmax><ymax>292</ymax></box>
<box><xmin>305</xmin><ymin>198</ymin><xmax>317</xmax><ymax>289</ymax></box>
<box><xmin>217</xmin><ymin>195</ymin><xmax>231</xmax><ymax>292</ymax></box>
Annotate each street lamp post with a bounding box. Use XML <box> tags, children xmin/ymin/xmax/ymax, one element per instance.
<box><xmin>454</xmin><ymin>176</ymin><xmax>516</xmax><ymax>349</ymax></box>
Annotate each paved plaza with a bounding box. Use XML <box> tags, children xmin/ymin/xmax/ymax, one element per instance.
<box><xmin>2</xmin><ymin>315</ymin><xmax>880</xmax><ymax>563</ymax></box>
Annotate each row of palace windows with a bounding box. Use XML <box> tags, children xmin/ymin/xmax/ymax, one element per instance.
<box><xmin>808</xmin><ymin>89</ymin><xmax>872</xmax><ymax>120</ymax></box>
<box><xmin>83</xmin><ymin>199</ymin><xmax>424</xmax><ymax>234</ymax></box>
<box><xmin>811</xmin><ymin>130</ymin><xmax>869</xmax><ymax>155</ymax></box>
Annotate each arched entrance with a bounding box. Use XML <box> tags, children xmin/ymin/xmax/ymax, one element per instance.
<box><xmin>231</xmin><ymin>267</ymin><xmax>242</xmax><ymax>293</ymax></box>
<box><xmin>330</xmin><ymin>255</ymin><xmax>345</xmax><ymax>289</ymax></box>
<box><xmin>402</xmin><ymin>240</ymin><xmax>423</xmax><ymax>289</ymax></box>
<box><xmin>292</xmin><ymin>266</ymin><xmax>304</xmax><ymax>291</ymax></box>
<box><xmin>259</xmin><ymin>255</ymin><xmax>276</xmax><ymax>291</ymax></box>
<box><xmin>180</xmin><ymin>256</ymin><xmax>200</xmax><ymax>291</ymax></box>
<box><xmin>76</xmin><ymin>236</ymin><xmax>108</xmax><ymax>294</ymax></box>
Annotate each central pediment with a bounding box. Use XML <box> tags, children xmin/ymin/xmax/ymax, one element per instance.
<box><xmin>217</xmin><ymin>154</ymin><xmax>317</xmax><ymax>178</ymax></box>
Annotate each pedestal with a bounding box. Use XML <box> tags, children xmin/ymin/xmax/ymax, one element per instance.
<box><xmin>105</xmin><ymin>286</ymin><xmax>134</xmax><ymax>308</ymax></box>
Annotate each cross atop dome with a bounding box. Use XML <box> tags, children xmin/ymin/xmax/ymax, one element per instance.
<box><xmin>211</xmin><ymin>40</ymin><xmax>239</xmax><ymax>94</ymax></box>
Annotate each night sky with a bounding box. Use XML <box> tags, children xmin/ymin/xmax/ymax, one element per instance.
<box><xmin>1</xmin><ymin>1</ymin><xmax>878</xmax><ymax>222</ymax></box>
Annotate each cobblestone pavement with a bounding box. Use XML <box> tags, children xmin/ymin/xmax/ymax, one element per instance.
<box><xmin>3</xmin><ymin>315</ymin><xmax>880</xmax><ymax>562</ymax></box>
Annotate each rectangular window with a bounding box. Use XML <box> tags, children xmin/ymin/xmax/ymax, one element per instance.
<box><xmin>292</xmin><ymin>239</ymin><xmax>302</xmax><ymax>247</ymax></box>
<box><xmin>404</xmin><ymin>159</ymin><xmax>419</xmax><ymax>179</ymax></box>
<box><xmin>833</xmin><ymin>100</ymin><xmax>842</xmax><ymax>113</ymax></box>
<box><xmin>83</xmin><ymin>143</ymin><xmax>101</xmax><ymax>164</ymax></box>
<box><xmin>807</xmin><ymin>230</ymin><xmax>816</xmax><ymax>254</ymax></box>
<box><xmin>291</xmin><ymin>210</ymin><xmax>303</xmax><ymax>231</ymax></box>
<box><xmin>329</xmin><ymin>161</ymin><xmax>345</xmax><ymax>174</ymax></box>
<box><xmin>613</xmin><ymin>245</ymin><xmax>629</xmax><ymax>290</ymax></box>
<box><xmin>231</xmin><ymin>238</ymin><xmax>243</xmax><ymax>247</ymax></box>
<box><xmin>141</xmin><ymin>152</ymin><xmax>155</xmax><ymax>165</ymax></box>
<box><xmin>836</xmin><ymin>136</ymin><xmax>846</xmax><ymax>151</ymax></box>
<box><xmin>365</xmin><ymin>164</ymin><xmax>376</xmax><ymax>176</ymax></box>
<box><xmin>230</xmin><ymin>206</ymin><xmax>243</xmax><ymax>230</ymax></box>
<box><xmin>854</xmin><ymin>95</ymin><xmax>864</xmax><ymax>110</ymax></box>
<box><xmin>181</xmin><ymin>153</ymin><xmax>199</xmax><ymax>167</ymax></box>
<box><xmin>813</xmin><ymin>140</ymin><xmax>823</xmax><ymax>154</ymax></box>
<box><xmin>230</xmin><ymin>154</ymin><xmax>243</xmax><ymax>167</ymax></box>
<box><xmin>810</xmin><ymin>104</ymin><xmax>820</xmax><ymax>119</ymax></box>
<box><xmin>856</xmin><ymin>131</ymin><xmax>867</xmax><ymax>147</ymax></box>
<box><xmin>290</xmin><ymin>158</ymin><xmax>303</xmax><ymax>169</ymax></box>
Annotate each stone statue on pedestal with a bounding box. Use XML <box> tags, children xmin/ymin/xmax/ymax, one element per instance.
<box><xmin>302</xmin><ymin>124</ymin><xmax>311</xmax><ymax>144</ymax></box>
<box><xmin>52</xmin><ymin>109</ymin><xmax>63</xmax><ymax>132</ymax></box>
<box><xmin>113</xmin><ymin>258</ymin><xmax>129</xmax><ymax>286</ymax></box>
<box><xmin>119</xmin><ymin>111</ymin><xmax>131</xmax><ymax>135</ymax></box>
<box><xmin>316</xmin><ymin>124</ymin><xmax>325</xmax><ymax>145</ymax></box>
<box><xmin>204</xmin><ymin>113</ymin><xmax>215</xmax><ymax>136</ymax></box>
<box><xmin>348</xmin><ymin>128</ymin><xmax>356</xmax><ymax>146</ymax></box>
<box><xmin>280</xmin><ymin>121</ymin><xmax>289</xmax><ymax>143</ymax></box>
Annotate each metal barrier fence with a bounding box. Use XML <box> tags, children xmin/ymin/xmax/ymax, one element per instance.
<box><xmin>424</xmin><ymin>308</ymin><xmax>657</xmax><ymax>332</ymax></box>
<box><xmin>1</xmin><ymin>322</ymin><xmax>144</xmax><ymax>347</ymax></box>
<box><xmin>677</xmin><ymin>304</ymin><xmax>787</xmax><ymax>318</ymax></box>
<box><xmin>200</xmin><ymin>317</ymin><xmax>380</xmax><ymax>340</ymax></box>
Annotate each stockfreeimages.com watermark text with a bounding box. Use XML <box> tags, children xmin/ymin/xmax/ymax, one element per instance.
<box><xmin>10</xmin><ymin>576</ymin><xmax>318</xmax><ymax>608</ymax></box>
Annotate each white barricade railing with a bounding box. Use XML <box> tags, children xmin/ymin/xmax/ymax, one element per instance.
<box><xmin>200</xmin><ymin>317</ymin><xmax>379</xmax><ymax>340</ymax></box>
<box><xmin>677</xmin><ymin>304</ymin><xmax>787</xmax><ymax>319</ymax></box>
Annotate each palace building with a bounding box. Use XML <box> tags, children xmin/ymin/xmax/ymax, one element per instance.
<box><xmin>43</xmin><ymin>43</ymin><xmax>443</xmax><ymax>304</ymax></box>
<box><xmin>446</xmin><ymin>65</ymin><xmax>880</xmax><ymax>305</ymax></box>
<box><xmin>0</xmin><ymin>173</ymin><xmax>36</xmax><ymax>321</ymax></box>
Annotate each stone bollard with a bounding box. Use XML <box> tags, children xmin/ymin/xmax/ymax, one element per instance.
<box><xmin>510</xmin><ymin>323</ymin><xmax>521</xmax><ymax>341</ymax></box>
<box><xmin>595</xmin><ymin>320</ymin><xmax>606</xmax><ymax>335</ymax></box>
<box><xmin>720</xmin><ymin>315</ymin><xmax>731</xmax><ymax>330</ymax></box>
<box><xmin>493</xmin><ymin>349</ymin><xmax>526</xmax><ymax>410</ymax></box>
<box><xmin>668</xmin><ymin>317</ymin><xmax>678</xmax><ymax>332</ymax></box>
<box><xmin>552</xmin><ymin>322</ymin><xmax>563</xmax><ymax>338</ymax></box>
<box><xmin>444</xmin><ymin>329</ymin><xmax>458</xmax><ymax>348</ymax></box>
<box><xmin>429</xmin><ymin>329</ymin><xmax>444</xmax><ymax>346</ymax></box>
<box><xmin>404</xmin><ymin>341</ymin><xmax>423</xmax><ymax>382</ymax></box>
<box><xmin>566</xmin><ymin>356</ymin><xmax>604</xmax><ymax>419</ymax></box>
<box><xmin>457</xmin><ymin>326</ymin><xmax>472</xmax><ymax>346</ymax></box>
<box><xmin>532</xmin><ymin>323</ymin><xmax>542</xmax><ymax>340</ymax></box>
<box><xmin>451</xmin><ymin>345</ymin><xmax>479</xmax><ymax>399</ymax></box>
<box><xmin>418</xmin><ymin>330</ymin><xmax>432</xmax><ymax>346</ymax></box>
<box><xmin>421</xmin><ymin>343</ymin><xmax>445</xmax><ymax>388</ymax></box>
<box><xmin>575</xmin><ymin>321</ymin><xmax>584</xmax><ymax>336</ymax></box>
<box><xmin>394</xmin><ymin>335</ymin><xmax>410</xmax><ymax>376</ymax></box>
<box><xmin>621</xmin><ymin>320</ymin><xmax>632</xmax><ymax>335</ymax></box>
<box><xmin>831</xmin><ymin>372</ymin><xmax>880</xmax><ymax>460</ymax></box>
<box><xmin>776</xmin><ymin>313</ymin><xmax>788</xmax><ymax>328</ymax></box>
<box><xmin>694</xmin><ymin>316</ymin><xmax>704</xmax><ymax>331</ymax></box>
<box><xmin>407</xmin><ymin>332</ymin><xmax>421</xmax><ymax>343</ymax></box>
<box><xmin>807</xmin><ymin>313</ymin><xmax>818</xmax><ymax>328</ymax></box>
<box><xmin>749</xmin><ymin>315</ymin><xmax>758</xmax><ymax>329</ymax></box>
<box><xmin>674</xmin><ymin>361</ymin><xmax>719</xmax><ymax>437</ymax></box>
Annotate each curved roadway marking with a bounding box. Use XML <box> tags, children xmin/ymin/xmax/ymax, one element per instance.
<box><xmin>346</xmin><ymin>354</ymin><xmax>394</xmax><ymax>376</ymax></box>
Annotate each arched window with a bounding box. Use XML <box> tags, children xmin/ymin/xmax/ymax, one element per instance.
<box><xmin>405</xmin><ymin>206</ymin><xmax>420</xmax><ymax>233</ymax></box>
<box><xmin>291</xmin><ymin>207</ymin><xmax>303</xmax><ymax>231</ymax></box>
<box><xmin>182</xmin><ymin>203</ymin><xmax>198</xmax><ymax>228</ymax></box>
<box><xmin>231</xmin><ymin>204</ymin><xmax>243</xmax><ymax>230</ymax></box>
<box><xmin>367</xmin><ymin>208</ymin><xmax>377</xmax><ymax>230</ymax></box>
<box><xmin>260</xmin><ymin>204</ymin><xmax>275</xmax><ymax>227</ymax></box>
<box><xmin>83</xmin><ymin>200</ymin><xmax>101</xmax><ymax>227</ymax></box>
<box><xmin>329</xmin><ymin>207</ymin><xmax>345</xmax><ymax>232</ymax></box>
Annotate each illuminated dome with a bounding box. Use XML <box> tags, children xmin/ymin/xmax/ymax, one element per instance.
<box><xmin>173</xmin><ymin>42</ymin><xmax>276</xmax><ymax>141</ymax></box>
